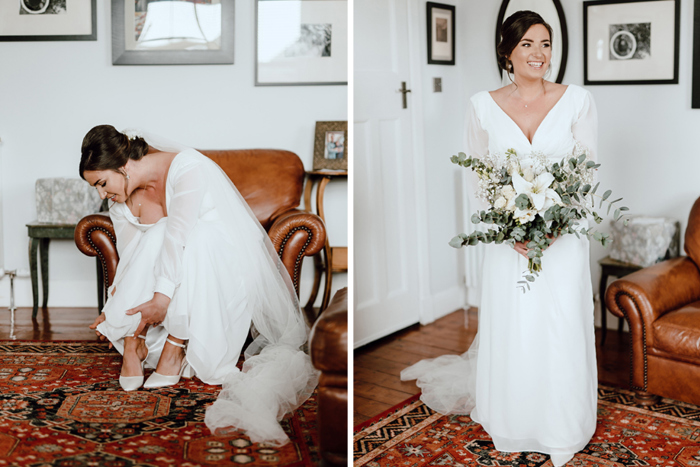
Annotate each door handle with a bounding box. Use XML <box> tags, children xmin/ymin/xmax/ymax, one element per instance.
<box><xmin>397</xmin><ymin>81</ymin><xmax>412</xmax><ymax>109</ymax></box>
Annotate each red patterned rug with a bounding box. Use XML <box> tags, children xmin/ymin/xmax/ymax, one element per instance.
<box><xmin>0</xmin><ymin>341</ymin><xmax>319</xmax><ymax>466</ymax></box>
<box><xmin>354</xmin><ymin>385</ymin><xmax>700</xmax><ymax>466</ymax></box>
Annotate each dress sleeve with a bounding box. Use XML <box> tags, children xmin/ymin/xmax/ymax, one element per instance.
<box><xmin>154</xmin><ymin>157</ymin><xmax>206</xmax><ymax>298</ymax></box>
<box><xmin>571</xmin><ymin>90</ymin><xmax>598</xmax><ymax>163</ymax></box>
<box><xmin>110</xmin><ymin>204</ymin><xmax>139</xmax><ymax>260</ymax></box>
<box><xmin>463</xmin><ymin>97</ymin><xmax>490</xmax><ymax>212</ymax></box>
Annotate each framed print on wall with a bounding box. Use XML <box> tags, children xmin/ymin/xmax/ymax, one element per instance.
<box><xmin>111</xmin><ymin>0</ymin><xmax>235</xmax><ymax>65</ymax></box>
<box><xmin>496</xmin><ymin>0</ymin><xmax>568</xmax><ymax>84</ymax></box>
<box><xmin>256</xmin><ymin>0</ymin><xmax>348</xmax><ymax>86</ymax></box>
<box><xmin>427</xmin><ymin>2</ymin><xmax>455</xmax><ymax>65</ymax></box>
<box><xmin>0</xmin><ymin>0</ymin><xmax>96</xmax><ymax>41</ymax></box>
<box><xmin>313</xmin><ymin>121</ymin><xmax>347</xmax><ymax>171</ymax></box>
<box><xmin>583</xmin><ymin>0</ymin><xmax>680</xmax><ymax>85</ymax></box>
<box><xmin>692</xmin><ymin>0</ymin><xmax>700</xmax><ymax>107</ymax></box>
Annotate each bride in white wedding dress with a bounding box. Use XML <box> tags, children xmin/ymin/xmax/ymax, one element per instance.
<box><xmin>80</xmin><ymin>125</ymin><xmax>317</xmax><ymax>446</ymax></box>
<box><xmin>401</xmin><ymin>11</ymin><xmax>598</xmax><ymax>467</ymax></box>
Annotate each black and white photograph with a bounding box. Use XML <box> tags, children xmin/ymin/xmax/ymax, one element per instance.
<box><xmin>427</xmin><ymin>2</ymin><xmax>455</xmax><ymax>65</ymax></box>
<box><xmin>0</xmin><ymin>0</ymin><xmax>94</xmax><ymax>40</ymax></box>
<box><xmin>609</xmin><ymin>22</ymin><xmax>650</xmax><ymax>60</ymax></box>
<box><xmin>584</xmin><ymin>0</ymin><xmax>679</xmax><ymax>85</ymax></box>
<box><xmin>19</xmin><ymin>0</ymin><xmax>66</xmax><ymax>15</ymax></box>
<box><xmin>283</xmin><ymin>24</ymin><xmax>332</xmax><ymax>58</ymax></box>
<box><xmin>313</xmin><ymin>121</ymin><xmax>348</xmax><ymax>170</ymax></box>
<box><xmin>256</xmin><ymin>0</ymin><xmax>347</xmax><ymax>86</ymax></box>
<box><xmin>111</xmin><ymin>0</ymin><xmax>233</xmax><ymax>65</ymax></box>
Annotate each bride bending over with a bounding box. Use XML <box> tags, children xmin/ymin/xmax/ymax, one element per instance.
<box><xmin>402</xmin><ymin>11</ymin><xmax>598</xmax><ymax>467</ymax></box>
<box><xmin>80</xmin><ymin>125</ymin><xmax>317</xmax><ymax>446</ymax></box>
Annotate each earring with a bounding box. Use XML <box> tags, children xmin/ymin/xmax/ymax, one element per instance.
<box><xmin>126</xmin><ymin>174</ymin><xmax>130</xmax><ymax>180</ymax></box>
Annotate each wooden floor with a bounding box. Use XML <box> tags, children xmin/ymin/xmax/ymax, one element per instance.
<box><xmin>354</xmin><ymin>308</ymin><xmax>631</xmax><ymax>427</ymax></box>
<box><xmin>0</xmin><ymin>307</ymin><xmax>99</xmax><ymax>341</ymax></box>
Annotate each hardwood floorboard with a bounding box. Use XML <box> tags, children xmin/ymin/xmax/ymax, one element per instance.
<box><xmin>0</xmin><ymin>307</ymin><xmax>99</xmax><ymax>341</ymax></box>
<box><xmin>354</xmin><ymin>307</ymin><xmax>633</xmax><ymax>427</ymax></box>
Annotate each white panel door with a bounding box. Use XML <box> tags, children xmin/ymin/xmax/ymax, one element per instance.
<box><xmin>354</xmin><ymin>0</ymin><xmax>421</xmax><ymax>347</ymax></box>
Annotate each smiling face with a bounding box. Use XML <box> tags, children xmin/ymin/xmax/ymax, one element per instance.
<box><xmin>507</xmin><ymin>24</ymin><xmax>551</xmax><ymax>81</ymax></box>
<box><xmin>83</xmin><ymin>169</ymin><xmax>128</xmax><ymax>204</ymax></box>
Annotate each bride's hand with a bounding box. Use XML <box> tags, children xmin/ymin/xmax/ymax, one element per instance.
<box><xmin>126</xmin><ymin>293</ymin><xmax>170</xmax><ymax>337</ymax></box>
<box><xmin>89</xmin><ymin>313</ymin><xmax>113</xmax><ymax>349</ymax></box>
<box><xmin>514</xmin><ymin>235</ymin><xmax>559</xmax><ymax>259</ymax></box>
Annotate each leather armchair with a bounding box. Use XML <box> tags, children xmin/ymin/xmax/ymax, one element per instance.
<box><xmin>74</xmin><ymin>149</ymin><xmax>326</xmax><ymax>301</ymax></box>
<box><xmin>310</xmin><ymin>287</ymin><xmax>348</xmax><ymax>467</ymax></box>
<box><xmin>606</xmin><ymin>196</ymin><xmax>700</xmax><ymax>405</ymax></box>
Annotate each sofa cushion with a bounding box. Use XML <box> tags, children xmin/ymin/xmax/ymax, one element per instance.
<box><xmin>653</xmin><ymin>301</ymin><xmax>700</xmax><ymax>360</ymax></box>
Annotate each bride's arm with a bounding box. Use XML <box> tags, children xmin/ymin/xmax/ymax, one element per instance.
<box><xmin>572</xmin><ymin>91</ymin><xmax>599</xmax><ymax>164</ymax></box>
<box><xmin>463</xmin><ymin>97</ymin><xmax>490</xmax><ymax>213</ymax></box>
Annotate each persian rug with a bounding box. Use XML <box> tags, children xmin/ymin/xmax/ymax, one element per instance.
<box><xmin>354</xmin><ymin>385</ymin><xmax>700</xmax><ymax>466</ymax></box>
<box><xmin>0</xmin><ymin>341</ymin><xmax>319</xmax><ymax>467</ymax></box>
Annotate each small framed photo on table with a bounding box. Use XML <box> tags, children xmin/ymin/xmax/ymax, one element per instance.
<box><xmin>427</xmin><ymin>2</ymin><xmax>455</xmax><ymax>65</ymax></box>
<box><xmin>0</xmin><ymin>0</ymin><xmax>96</xmax><ymax>41</ymax></box>
<box><xmin>583</xmin><ymin>0</ymin><xmax>680</xmax><ymax>85</ymax></box>
<box><xmin>313</xmin><ymin>121</ymin><xmax>347</xmax><ymax>171</ymax></box>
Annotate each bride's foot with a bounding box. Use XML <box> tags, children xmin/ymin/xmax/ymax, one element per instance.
<box><xmin>143</xmin><ymin>337</ymin><xmax>190</xmax><ymax>389</ymax></box>
<box><xmin>121</xmin><ymin>334</ymin><xmax>148</xmax><ymax>377</ymax></box>
<box><xmin>120</xmin><ymin>334</ymin><xmax>148</xmax><ymax>391</ymax></box>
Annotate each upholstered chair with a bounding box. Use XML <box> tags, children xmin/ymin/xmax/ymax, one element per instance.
<box><xmin>74</xmin><ymin>149</ymin><xmax>326</xmax><ymax>306</ymax></box>
<box><xmin>310</xmin><ymin>287</ymin><xmax>348</xmax><ymax>467</ymax></box>
<box><xmin>606</xmin><ymin>195</ymin><xmax>700</xmax><ymax>405</ymax></box>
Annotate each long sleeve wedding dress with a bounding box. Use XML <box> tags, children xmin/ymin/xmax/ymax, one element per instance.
<box><xmin>401</xmin><ymin>84</ymin><xmax>599</xmax><ymax>465</ymax></box>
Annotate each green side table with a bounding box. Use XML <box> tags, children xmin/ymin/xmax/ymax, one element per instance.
<box><xmin>26</xmin><ymin>221</ymin><xmax>103</xmax><ymax>318</ymax></box>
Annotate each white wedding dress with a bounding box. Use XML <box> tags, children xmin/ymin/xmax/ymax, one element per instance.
<box><xmin>96</xmin><ymin>141</ymin><xmax>318</xmax><ymax>446</ymax></box>
<box><xmin>402</xmin><ymin>85</ymin><xmax>599</xmax><ymax>464</ymax></box>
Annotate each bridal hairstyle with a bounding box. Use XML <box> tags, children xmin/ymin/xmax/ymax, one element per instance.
<box><xmin>497</xmin><ymin>10</ymin><xmax>553</xmax><ymax>76</ymax></box>
<box><xmin>79</xmin><ymin>125</ymin><xmax>149</xmax><ymax>179</ymax></box>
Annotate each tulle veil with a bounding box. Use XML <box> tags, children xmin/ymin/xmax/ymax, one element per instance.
<box><xmin>124</xmin><ymin>129</ymin><xmax>319</xmax><ymax>446</ymax></box>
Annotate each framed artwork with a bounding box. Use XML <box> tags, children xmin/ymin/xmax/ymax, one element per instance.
<box><xmin>692</xmin><ymin>0</ymin><xmax>700</xmax><ymax>107</ymax></box>
<box><xmin>313</xmin><ymin>121</ymin><xmax>347</xmax><ymax>171</ymax></box>
<box><xmin>583</xmin><ymin>0</ymin><xmax>680</xmax><ymax>85</ymax></box>
<box><xmin>427</xmin><ymin>2</ymin><xmax>455</xmax><ymax>65</ymax></box>
<box><xmin>255</xmin><ymin>0</ymin><xmax>348</xmax><ymax>86</ymax></box>
<box><xmin>0</xmin><ymin>0</ymin><xmax>96</xmax><ymax>41</ymax></box>
<box><xmin>111</xmin><ymin>0</ymin><xmax>235</xmax><ymax>65</ymax></box>
<box><xmin>496</xmin><ymin>0</ymin><xmax>568</xmax><ymax>84</ymax></box>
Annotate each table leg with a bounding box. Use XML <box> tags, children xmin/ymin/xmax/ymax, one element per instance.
<box><xmin>599</xmin><ymin>271</ymin><xmax>609</xmax><ymax>346</ymax></box>
<box><xmin>39</xmin><ymin>238</ymin><xmax>49</xmax><ymax>309</ymax></box>
<box><xmin>320</xmin><ymin>240</ymin><xmax>333</xmax><ymax>312</ymax></box>
<box><xmin>96</xmin><ymin>259</ymin><xmax>104</xmax><ymax>313</ymax></box>
<box><xmin>28</xmin><ymin>238</ymin><xmax>39</xmax><ymax>318</ymax></box>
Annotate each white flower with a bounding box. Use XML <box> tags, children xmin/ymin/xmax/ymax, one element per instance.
<box><xmin>123</xmin><ymin>128</ymin><xmax>143</xmax><ymax>141</ymax></box>
<box><xmin>512</xmin><ymin>171</ymin><xmax>556</xmax><ymax>211</ymax></box>
<box><xmin>501</xmin><ymin>185</ymin><xmax>515</xmax><ymax>200</ymax></box>
<box><xmin>515</xmin><ymin>208</ymin><xmax>537</xmax><ymax>224</ymax></box>
<box><xmin>494</xmin><ymin>197</ymin><xmax>507</xmax><ymax>209</ymax></box>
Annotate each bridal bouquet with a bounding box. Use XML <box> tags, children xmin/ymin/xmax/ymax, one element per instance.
<box><xmin>450</xmin><ymin>145</ymin><xmax>627</xmax><ymax>291</ymax></box>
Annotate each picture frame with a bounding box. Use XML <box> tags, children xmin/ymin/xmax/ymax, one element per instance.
<box><xmin>0</xmin><ymin>0</ymin><xmax>96</xmax><ymax>41</ymax></box>
<box><xmin>313</xmin><ymin>121</ymin><xmax>348</xmax><ymax>171</ymax></box>
<box><xmin>692</xmin><ymin>0</ymin><xmax>700</xmax><ymax>107</ymax></box>
<box><xmin>111</xmin><ymin>0</ymin><xmax>235</xmax><ymax>66</ymax></box>
<box><xmin>583</xmin><ymin>0</ymin><xmax>680</xmax><ymax>85</ymax></box>
<box><xmin>255</xmin><ymin>0</ymin><xmax>348</xmax><ymax>86</ymax></box>
<box><xmin>427</xmin><ymin>2</ymin><xmax>455</xmax><ymax>65</ymax></box>
<box><xmin>496</xmin><ymin>0</ymin><xmax>568</xmax><ymax>84</ymax></box>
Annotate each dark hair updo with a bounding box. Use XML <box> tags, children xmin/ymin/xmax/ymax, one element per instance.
<box><xmin>79</xmin><ymin>125</ymin><xmax>149</xmax><ymax>179</ymax></box>
<box><xmin>497</xmin><ymin>10</ymin><xmax>553</xmax><ymax>74</ymax></box>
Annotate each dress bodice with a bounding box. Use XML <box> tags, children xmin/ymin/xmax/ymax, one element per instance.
<box><xmin>468</xmin><ymin>84</ymin><xmax>596</xmax><ymax>162</ymax></box>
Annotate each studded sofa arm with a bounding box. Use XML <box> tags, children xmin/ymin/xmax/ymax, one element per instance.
<box><xmin>268</xmin><ymin>209</ymin><xmax>326</xmax><ymax>295</ymax></box>
<box><xmin>74</xmin><ymin>213</ymin><xmax>119</xmax><ymax>301</ymax></box>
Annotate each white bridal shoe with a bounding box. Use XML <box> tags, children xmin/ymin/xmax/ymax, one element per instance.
<box><xmin>550</xmin><ymin>453</ymin><xmax>574</xmax><ymax>466</ymax></box>
<box><xmin>119</xmin><ymin>334</ymin><xmax>148</xmax><ymax>392</ymax></box>
<box><xmin>143</xmin><ymin>338</ymin><xmax>191</xmax><ymax>389</ymax></box>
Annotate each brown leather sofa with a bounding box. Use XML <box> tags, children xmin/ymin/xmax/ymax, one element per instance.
<box><xmin>606</xmin><ymin>196</ymin><xmax>700</xmax><ymax>405</ymax></box>
<box><xmin>310</xmin><ymin>287</ymin><xmax>348</xmax><ymax>467</ymax></box>
<box><xmin>74</xmin><ymin>149</ymin><xmax>326</xmax><ymax>303</ymax></box>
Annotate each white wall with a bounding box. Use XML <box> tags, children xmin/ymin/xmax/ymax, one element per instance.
<box><xmin>456</xmin><ymin>0</ymin><xmax>700</xmax><ymax>329</ymax></box>
<box><xmin>0</xmin><ymin>1</ymin><xmax>347</xmax><ymax>309</ymax></box>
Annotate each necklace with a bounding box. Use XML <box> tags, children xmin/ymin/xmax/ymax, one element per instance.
<box><xmin>512</xmin><ymin>86</ymin><xmax>545</xmax><ymax>108</ymax></box>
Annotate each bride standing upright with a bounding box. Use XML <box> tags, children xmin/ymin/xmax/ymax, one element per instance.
<box><xmin>402</xmin><ymin>10</ymin><xmax>598</xmax><ymax>466</ymax></box>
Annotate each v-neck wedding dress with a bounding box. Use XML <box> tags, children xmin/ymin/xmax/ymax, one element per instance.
<box><xmin>402</xmin><ymin>84</ymin><xmax>599</xmax><ymax>463</ymax></box>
